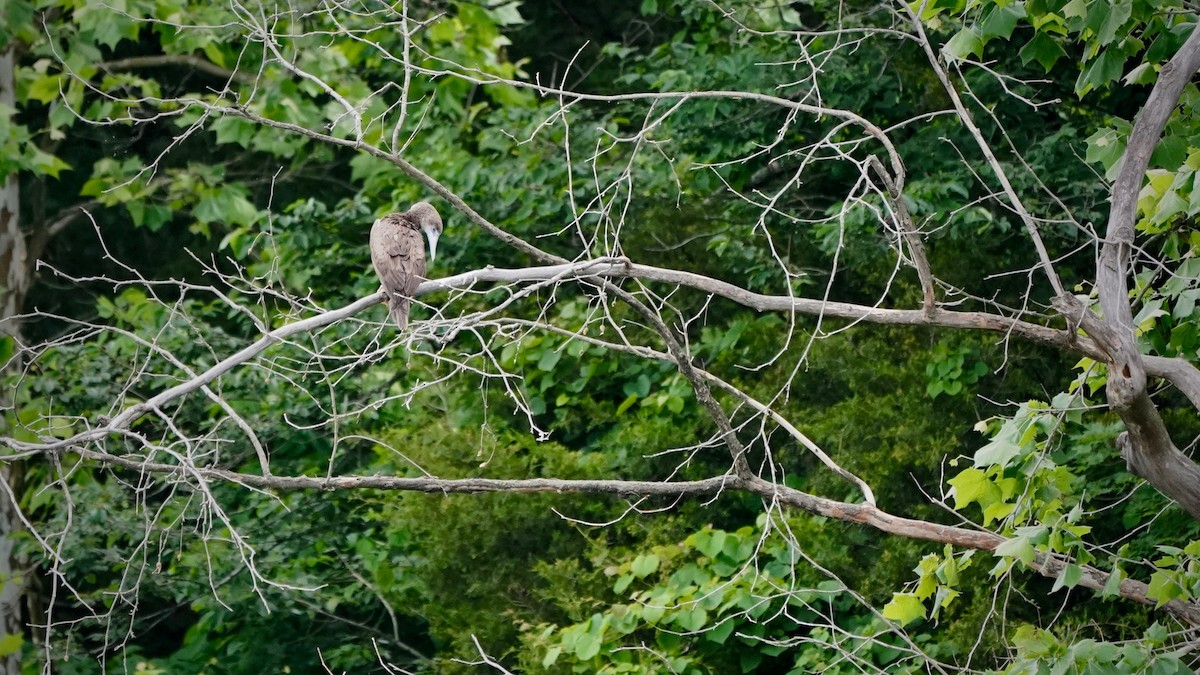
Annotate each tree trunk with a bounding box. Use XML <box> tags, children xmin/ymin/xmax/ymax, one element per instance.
<box><xmin>0</xmin><ymin>45</ymin><xmax>31</xmax><ymax>675</ymax></box>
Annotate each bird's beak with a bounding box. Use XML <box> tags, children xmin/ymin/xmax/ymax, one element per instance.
<box><xmin>424</xmin><ymin>227</ymin><xmax>440</xmax><ymax>263</ymax></box>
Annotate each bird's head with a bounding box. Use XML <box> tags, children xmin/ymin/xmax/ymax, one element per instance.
<box><xmin>409</xmin><ymin>201</ymin><xmax>443</xmax><ymax>262</ymax></box>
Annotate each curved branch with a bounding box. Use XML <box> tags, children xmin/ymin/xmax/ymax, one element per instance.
<box><xmin>0</xmin><ymin>257</ymin><xmax>1155</xmax><ymax>456</ymax></box>
<box><xmin>3</xmin><ymin>444</ymin><xmax>1196</xmax><ymax>625</ymax></box>
<box><xmin>905</xmin><ymin>8</ymin><xmax>1065</xmax><ymax>298</ymax></box>
<box><xmin>424</xmin><ymin>259</ymin><xmax>1088</xmax><ymax>353</ymax></box>
<box><xmin>1075</xmin><ymin>25</ymin><xmax>1200</xmax><ymax>519</ymax></box>
<box><xmin>1100</xmin><ymin>26</ymin><xmax>1200</xmax><ymax>330</ymax></box>
<box><xmin>100</xmin><ymin>54</ymin><xmax>253</xmax><ymax>84</ymax></box>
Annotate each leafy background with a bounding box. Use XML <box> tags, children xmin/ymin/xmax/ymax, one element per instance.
<box><xmin>3</xmin><ymin>0</ymin><xmax>1200</xmax><ymax>673</ymax></box>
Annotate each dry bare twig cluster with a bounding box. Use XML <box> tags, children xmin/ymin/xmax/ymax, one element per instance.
<box><xmin>4</xmin><ymin>0</ymin><xmax>1200</xmax><ymax>670</ymax></box>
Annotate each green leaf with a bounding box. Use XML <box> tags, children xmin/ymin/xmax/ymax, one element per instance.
<box><xmin>615</xmin><ymin>394</ymin><xmax>638</xmax><ymax>415</ymax></box>
<box><xmin>697</xmin><ymin>529</ymin><xmax>727</xmax><ymax>559</ymax></box>
<box><xmin>974</xmin><ymin>437</ymin><xmax>1022</xmax><ymax>468</ymax></box>
<box><xmin>630</xmin><ymin>554</ymin><xmax>659</xmax><ymax>578</ymax></box>
<box><xmin>1146</xmin><ymin>621</ymin><xmax>1169</xmax><ymax>643</ymax></box>
<box><xmin>623</xmin><ymin>373</ymin><xmax>651</xmax><ymax>398</ymax></box>
<box><xmin>1051</xmin><ymin>563</ymin><xmax>1084</xmax><ymax>592</ymax></box>
<box><xmin>574</xmin><ymin>631</ymin><xmax>601</xmax><ymax>660</ymax></box>
<box><xmin>542</xmin><ymin>646</ymin><xmax>561</xmax><ymax>668</ymax></box>
<box><xmin>613</xmin><ymin>573</ymin><xmax>634</xmax><ymax>594</ymax></box>
<box><xmin>1123</xmin><ymin>61</ymin><xmax>1155</xmax><ymax>85</ymax></box>
<box><xmin>706</xmin><ymin>620</ymin><xmax>735</xmax><ymax>644</ymax></box>
<box><xmin>1089</xmin><ymin>0</ymin><xmax>1132</xmax><ymax>46</ymax></box>
<box><xmin>947</xmin><ymin>468</ymin><xmax>990</xmax><ymax>509</ymax></box>
<box><xmin>641</xmin><ymin>600</ymin><xmax>665</xmax><ymax>624</ymax></box>
<box><xmin>979</xmin><ymin>3</ymin><xmax>1025</xmax><ymax>39</ymax></box>
<box><xmin>995</xmin><ymin>535</ymin><xmax>1037</xmax><ymax>565</ymax></box>
<box><xmin>1012</xmin><ymin>625</ymin><xmax>1059</xmax><ymax>657</ymax></box>
<box><xmin>1152</xmin><ymin>187</ymin><xmax>1188</xmax><ymax>226</ymax></box>
<box><xmin>28</xmin><ymin>148</ymin><xmax>69</xmax><ymax>178</ymax></box>
<box><xmin>1085</xmin><ymin>127</ymin><xmax>1126</xmax><ymax>176</ymax></box>
<box><xmin>981</xmin><ymin>500</ymin><xmax>1017</xmax><ymax>526</ymax></box>
<box><xmin>1102</xmin><ymin>566</ymin><xmax>1125</xmax><ymax>598</ymax></box>
<box><xmin>944</xmin><ymin>28</ymin><xmax>984</xmax><ymax>61</ymax></box>
<box><xmin>528</xmin><ymin>395</ymin><xmax>546</xmax><ymax>415</ymax></box>
<box><xmin>486</xmin><ymin>2</ymin><xmax>523</xmax><ymax>25</ymax></box>
<box><xmin>1076</xmin><ymin>48</ymin><xmax>1126</xmax><ymax>97</ymax></box>
<box><xmin>1062</xmin><ymin>0</ymin><xmax>1088</xmax><ymax>19</ymax></box>
<box><xmin>537</xmin><ymin>348</ymin><xmax>561</xmax><ymax>371</ymax></box>
<box><xmin>0</xmin><ymin>633</ymin><xmax>21</xmax><ymax>657</ymax></box>
<box><xmin>374</xmin><ymin>564</ymin><xmax>395</xmax><ymax>592</ymax></box>
<box><xmin>193</xmin><ymin>190</ymin><xmax>260</xmax><ymax>226</ymax></box>
<box><xmin>26</xmin><ymin>74</ymin><xmax>63</xmax><ymax>104</ymax></box>
<box><xmin>1022</xmin><ymin>32</ymin><xmax>1070</xmax><ymax>71</ymax></box>
<box><xmin>675</xmin><ymin>607</ymin><xmax>708</xmax><ymax>631</ymax></box>
<box><xmin>1146</xmin><ymin>571</ymin><xmax>1184</xmax><ymax>607</ymax></box>
<box><xmin>932</xmin><ymin>585</ymin><xmax>960</xmax><ymax>615</ymax></box>
<box><xmin>1171</xmin><ymin>285</ymin><xmax>1200</xmax><ymax>319</ymax></box>
<box><xmin>574</xmin><ymin>615</ymin><xmax>605</xmax><ymax>660</ymax></box>
<box><xmin>881</xmin><ymin>593</ymin><xmax>926</xmax><ymax>625</ymax></box>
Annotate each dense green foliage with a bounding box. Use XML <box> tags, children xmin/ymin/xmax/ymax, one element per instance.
<box><xmin>4</xmin><ymin>0</ymin><xmax>1200</xmax><ymax>673</ymax></box>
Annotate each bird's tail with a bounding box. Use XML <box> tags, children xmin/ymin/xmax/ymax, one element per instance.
<box><xmin>389</xmin><ymin>297</ymin><xmax>411</xmax><ymax>329</ymax></box>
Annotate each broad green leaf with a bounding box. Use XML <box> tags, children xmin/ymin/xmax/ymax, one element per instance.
<box><xmin>944</xmin><ymin>28</ymin><xmax>984</xmax><ymax>61</ymax></box>
<box><xmin>1089</xmin><ymin>0</ymin><xmax>1132</xmax><ymax>45</ymax></box>
<box><xmin>630</xmin><ymin>554</ymin><xmax>659</xmax><ymax>578</ymax></box>
<box><xmin>675</xmin><ymin>607</ymin><xmax>708</xmax><ymax>632</ymax></box>
<box><xmin>706</xmin><ymin>620</ymin><xmax>735</xmax><ymax>644</ymax></box>
<box><xmin>1062</xmin><ymin>0</ymin><xmax>1088</xmax><ymax>19</ymax></box>
<box><xmin>26</xmin><ymin>74</ymin><xmax>63</xmax><ymax>104</ymax></box>
<box><xmin>979</xmin><ymin>3</ymin><xmax>1025</xmax><ymax>39</ymax></box>
<box><xmin>574</xmin><ymin>615</ymin><xmax>606</xmax><ymax>660</ymax></box>
<box><xmin>0</xmin><ymin>633</ymin><xmax>21</xmax><ymax>657</ymax></box>
<box><xmin>974</xmin><ymin>437</ymin><xmax>1023</xmax><ymax>467</ymax></box>
<box><xmin>374</xmin><ymin>564</ymin><xmax>395</xmax><ymax>591</ymax></box>
<box><xmin>1085</xmin><ymin>127</ymin><xmax>1127</xmax><ymax>176</ymax></box>
<box><xmin>615</xmin><ymin>394</ymin><xmax>639</xmax><ymax>415</ymax></box>
<box><xmin>1146</xmin><ymin>571</ymin><xmax>1184</xmax><ymax>607</ymax></box>
<box><xmin>881</xmin><ymin>593</ymin><xmax>926</xmax><ymax>625</ymax></box>
<box><xmin>1051</xmin><ymin>563</ymin><xmax>1084</xmax><ymax>592</ymax></box>
<box><xmin>982</xmin><ymin>500</ymin><xmax>1017</xmax><ymax>526</ymax></box>
<box><xmin>641</xmin><ymin>600</ymin><xmax>665</xmax><ymax>624</ymax></box>
<box><xmin>1076</xmin><ymin>48</ymin><xmax>1126</xmax><ymax>97</ymax></box>
<box><xmin>947</xmin><ymin>468</ymin><xmax>990</xmax><ymax>509</ymax></box>
<box><xmin>1151</xmin><ymin>188</ymin><xmax>1188</xmax><ymax>226</ymax></box>
<box><xmin>1102</xmin><ymin>566</ymin><xmax>1125</xmax><ymax>598</ymax></box>
<box><xmin>613</xmin><ymin>573</ymin><xmax>634</xmax><ymax>594</ymax></box>
<box><xmin>537</xmin><ymin>348</ymin><xmax>561</xmax><ymax>371</ymax></box>
<box><xmin>995</xmin><ymin>535</ymin><xmax>1037</xmax><ymax>565</ymax></box>
<box><xmin>574</xmin><ymin>631</ymin><xmax>602</xmax><ymax>661</ymax></box>
<box><xmin>699</xmin><ymin>530</ymin><xmax>727</xmax><ymax>559</ymax></box>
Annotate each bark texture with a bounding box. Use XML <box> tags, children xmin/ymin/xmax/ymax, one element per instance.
<box><xmin>0</xmin><ymin>45</ymin><xmax>27</xmax><ymax>675</ymax></box>
<box><xmin>1056</xmin><ymin>26</ymin><xmax>1200</xmax><ymax>519</ymax></box>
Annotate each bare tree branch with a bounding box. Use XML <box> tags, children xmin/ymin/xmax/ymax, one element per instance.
<box><xmin>100</xmin><ymin>54</ymin><xmax>253</xmax><ymax>84</ymax></box>
<box><xmin>1057</xmin><ymin>25</ymin><xmax>1200</xmax><ymax>518</ymax></box>
<box><xmin>4</xmin><ymin>441</ymin><xmax>1196</xmax><ymax>625</ymax></box>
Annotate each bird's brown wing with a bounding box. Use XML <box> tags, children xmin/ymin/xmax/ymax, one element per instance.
<box><xmin>370</xmin><ymin>214</ymin><xmax>427</xmax><ymax>327</ymax></box>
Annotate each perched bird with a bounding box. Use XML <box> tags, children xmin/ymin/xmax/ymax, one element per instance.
<box><xmin>370</xmin><ymin>202</ymin><xmax>443</xmax><ymax>328</ymax></box>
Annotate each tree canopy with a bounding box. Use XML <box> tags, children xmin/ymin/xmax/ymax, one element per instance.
<box><xmin>4</xmin><ymin>0</ymin><xmax>1200</xmax><ymax>673</ymax></box>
